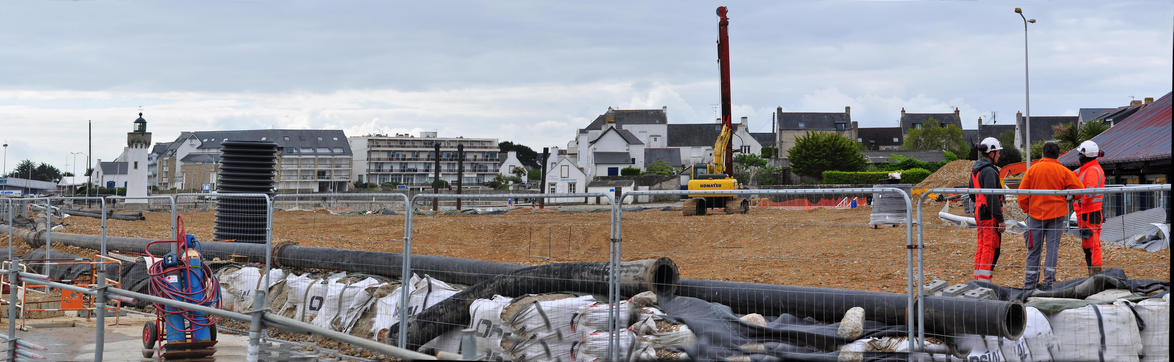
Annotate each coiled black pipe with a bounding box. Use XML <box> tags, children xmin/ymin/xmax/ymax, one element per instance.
<box><xmin>5</xmin><ymin>226</ymin><xmax>1024</xmax><ymax>339</ymax></box>
<box><xmin>393</xmin><ymin>258</ymin><xmax>678</xmax><ymax>349</ymax></box>
<box><xmin>215</xmin><ymin>141</ymin><xmax>277</xmax><ymax>243</ymax></box>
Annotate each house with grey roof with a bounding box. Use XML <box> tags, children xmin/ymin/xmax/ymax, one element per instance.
<box><xmin>544</xmin><ymin>147</ymin><xmax>589</xmax><ymax>203</ymax></box>
<box><xmin>569</xmin><ymin>107</ymin><xmax>668</xmax><ymax>167</ymax></box>
<box><xmin>582</xmin><ymin>126</ymin><xmax>644</xmax><ymax>177</ymax></box>
<box><xmin>1078</xmin><ymin>108</ymin><xmax>1116</xmax><ymax>126</ymax></box>
<box><xmin>94</xmin><ymin>160</ymin><xmax>128</xmax><ymax>189</ymax></box>
<box><xmin>1014</xmin><ymin>112</ymin><xmax>1077</xmax><ymax>149</ymax></box>
<box><xmin>667</xmin><ymin>121</ymin><xmax>764</xmax><ymax>167</ymax></box>
<box><xmin>857</xmin><ymin>127</ymin><xmax>903</xmax><ymax>151</ymax></box>
<box><xmin>154</xmin><ymin>129</ymin><xmax>353</xmax><ymax>192</ymax></box>
<box><xmin>644</xmin><ymin>148</ymin><xmax>682</xmax><ymax>168</ymax></box>
<box><xmin>776</xmin><ymin>106</ymin><xmax>858</xmax><ymax>159</ymax></box>
<box><xmin>899</xmin><ymin>108</ymin><xmax>962</xmax><ymax>136</ymax></box>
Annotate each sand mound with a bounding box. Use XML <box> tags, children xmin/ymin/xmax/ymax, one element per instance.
<box><xmin>915</xmin><ymin>160</ymin><xmax>974</xmax><ymax>192</ymax></box>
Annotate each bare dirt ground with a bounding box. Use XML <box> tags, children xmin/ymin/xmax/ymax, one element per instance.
<box><xmin>45</xmin><ymin>202</ymin><xmax>1168</xmax><ymax>294</ymax></box>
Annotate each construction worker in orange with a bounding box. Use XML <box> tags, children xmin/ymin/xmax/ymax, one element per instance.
<box><xmin>970</xmin><ymin>138</ymin><xmax>1006</xmax><ymax>281</ymax></box>
<box><xmin>1018</xmin><ymin>142</ymin><xmax>1084</xmax><ymax>290</ymax></box>
<box><xmin>1074</xmin><ymin>141</ymin><xmax>1106</xmax><ymax>276</ymax></box>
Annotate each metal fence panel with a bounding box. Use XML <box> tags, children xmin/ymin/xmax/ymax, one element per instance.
<box><xmin>916</xmin><ymin>184</ymin><xmax>1170</xmax><ymax>354</ymax></box>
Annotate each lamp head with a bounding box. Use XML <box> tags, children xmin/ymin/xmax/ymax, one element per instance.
<box><xmin>1028</xmin><ymin>19</ymin><xmax>1036</xmax><ymax>23</ymax></box>
<box><xmin>1014</xmin><ymin>8</ymin><xmax>1022</xmax><ymax>13</ymax></box>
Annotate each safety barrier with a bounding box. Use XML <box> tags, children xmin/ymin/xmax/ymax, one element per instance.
<box><xmin>916</xmin><ymin>184</ymin><xmax>1170</xmax><ymax>359</ymax></box>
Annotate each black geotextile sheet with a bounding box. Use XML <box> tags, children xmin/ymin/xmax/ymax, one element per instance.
<box><xmin>660</xmin><ymin>295</ymin><xmax>912</xmax><ymax>361</ymax></box>
<box><xmin>966</xmin><ymin>268</ymin><xmax>1169</xmax><ymax>302</ymax></box>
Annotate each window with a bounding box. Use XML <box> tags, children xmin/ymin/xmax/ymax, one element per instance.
<box><xmin>318</xmin><ymin>137</ymin><xmax>323</xmax><ymax>141</ymax></box>
<box><xmin>333</xmin><ymin>137</ymin><xmax>338</xmax><ymax>141</ymax></box>
<box><xmin>133</xmin><ymin>161</ymin><xmax>138</xmax><ymax>170</ymax></box>
<box><xmin>549</xmin><ymin>183</ymin><xmax>558</xmax><ymax>194</ymax></box>
<box><xmin>857</xmin><ymin>138</ymin><xmax>863</xmax><ymax>142</ymax></box>
<box><xmin>912</xmin><ymin>123</ymin><xmax>921</xmax><ymax>129</ymax></box>
<box><xmin>561</xmin><ymin>165</ymin><xmax>569</xmax><ymax>178</ymax></box>
<box><xmin>798</xmin><ymin>122</ymin><xmax>805</xmax><ymax>128</ymax></box>
<box><xmin>740</xmin><ymin>146</ymin><xmax>750</xmax><ymax>154</ymax></box>
<box><xmin>892</xmin><ymin>137</ymin><xmax>899</xmax><ymax>143</ymax></box>
<box><xmin>261</xmin><ymin>137</ymin><xmax>267</xmax><ymax>141</ymax></box>
<box><xmin>284</xmin><ymin>136</ymin><xmax>290</xmax><ymax>142</ymax></box>
<box><xmin>835</xmin><ymin>123</ymin><xmax>846</xmax><ymax>131</ymax></box>
<box><xmin>568</xmin><ymin>182</ymin><xmax>577</xmax><ymax>193</ymax></box>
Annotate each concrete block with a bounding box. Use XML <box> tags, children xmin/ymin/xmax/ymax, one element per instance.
<box><xmin>923</xmin><ymin>280</ymin><xmax>948</xmax><ymax>294</ymax></box>
<box><xmin>941</xmin><ymin>284</ymin><xmax>968</xmax><ymax>297</ymax></box>
<box><xmin>962</xmin><ymin>287</ymin><xmax>994</xmax><ymax>300</ymax></box>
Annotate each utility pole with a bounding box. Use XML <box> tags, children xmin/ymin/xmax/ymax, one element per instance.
<box><xmin>88</xmin><ymin>120</ymin><xmax>93</xmax><ymax>203</ymax></box>
<box><xmin>539</xmin><ymin>147</ymin><xmax>549</xmax><ymax>209</ymax></box>
<box><xmin>70</xmin><ymin>152</ymin><xmax>84</xmax><ymax>196</ymax></box>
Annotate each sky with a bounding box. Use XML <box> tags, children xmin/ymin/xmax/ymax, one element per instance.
<box><xmin>1</xmin><ymin>1</ymin><xmax>1170</xmax><ymax>176</ymax></box>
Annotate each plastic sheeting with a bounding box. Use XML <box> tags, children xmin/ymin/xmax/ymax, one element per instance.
<box><xmin>1125</xmin><ymin>296</ymin><xmax>1169</xmax><ymax>362</ymax></box>
<box><xmin>967</xmin><ymin>268</ymin><xmax>1169</xmax><ymax>302</ymax></box>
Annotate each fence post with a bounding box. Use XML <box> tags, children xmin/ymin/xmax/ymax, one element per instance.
<box><xmin>608</xmin><ymin>190</ymin><xmax>622</xmax><ymax>361</ymax></box>
<box><xmin>247</xmin><ymin>290</ymin><xmax>266</xmax><ymax>362</ymax></box>
<box><xmin>398</xmin><ymin>194</ymin><xmax>415</xmax><ymax>349</ymax></box>
<box><xmin>94</xmin><ymin>197</ymin><xmax>108</xmax><ymax>361</ymax></box>
<box><xmin>7</xmin><ymin>261</ymin><xmax>17</xmax><ymax>361</ymax></box>
<box><xmin>43</xmin><ymin>199</ymin><xmax>51</xmax><ymax>278</ymax></box>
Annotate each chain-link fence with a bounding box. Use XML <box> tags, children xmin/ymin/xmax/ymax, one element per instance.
<box><xmin>915</xmin><ymin>184</ymin><xmax>1170</xmax><ymax>360</ymax></box>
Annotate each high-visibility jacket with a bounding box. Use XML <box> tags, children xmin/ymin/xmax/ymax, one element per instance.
<box><xmin>1018</xmin><ymin>158</ymin><xmax>1085</xmax><ymax>220</ymax></box>
<box><xmin>1075</xmin><ymin>159</ymin><xmax>1105</xmax><ymax>214</ymax></box>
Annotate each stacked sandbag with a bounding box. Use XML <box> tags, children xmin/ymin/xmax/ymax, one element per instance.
<box><xmin>369</xmin><ymin>274</ymin><xmax>460</xmax><ymax>342</ymax></box>
<box><xmin>467</xmin><ymin>295</ymin><xmax>514</xmax><ymax>359</ymax></box>
<box><xmin>1123</xmin><ymin>295</ymin><xmax>1169</xmax><ymax>361</ymax></box>
<box><xmin>1048</xmin><ymin>303</ymin><xmax>1144</xmax><ymax>362</ymax></box>
<box><xmin>502</xmin><ymin>294</ymin><xmax>596</xmax><ymax>361</ymax></box>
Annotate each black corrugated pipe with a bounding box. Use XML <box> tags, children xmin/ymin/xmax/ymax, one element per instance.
<box><xmin>674</xmin><ymin>279</ymin><xmax>1025</xmax><ymax>339</ymax></box>
<box><xmin>6</xmin><ymin>226</ymin><xmax>1023</xmax><ymax>339</ymax></box>
<box><xmin>392</xmin><ymin>258</ymin><xmax>678</xmax><ymax>349</ymax></box>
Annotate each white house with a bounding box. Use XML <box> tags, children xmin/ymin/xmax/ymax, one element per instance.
<box><xmin>584</xmin><ymin>127</ymin><xmax>644</xmax><ymax>177</ymax></box>
<box><xmin>93</xmin><ymin>159</ymin><xmax>128</xmax><ymax>189</ymax></box>
<box><xmin>570</xmin><ymin>107</ymin><xmax>667</xmax><ymax>174</ymax></box>
<box><xmin>497</xmin><ymin>151</ymin><xmax>528</xmax><ymax>179</ymax></box>
<box><xmin>544</xmin><ymin>149</ymin><xmax>588</xmax><ymax>204</ymax></box>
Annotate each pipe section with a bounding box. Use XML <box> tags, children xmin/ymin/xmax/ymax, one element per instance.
<box><xmin>394</xmin><ymin>258</ymin><xmax>678</xmax><ymax>349</ymax></box>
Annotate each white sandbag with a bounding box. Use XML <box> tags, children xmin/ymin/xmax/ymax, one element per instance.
<box><xmin>1001</xmin><ymin>306</ymin><xmax>1057</xmax><ymax>362</ymax></box>
<box><xmin>1122</xmin><ymin>299</ymin><xmax>1169</xmax><ymax>362</ymax></box>
<box><xmin>406</xmin><ymin>275</ymin><xmax>459</xmax><ymax>317</ymax></box>
<box><xmin>571</xmin><ymin>329</ymin><xmax>647</xmax><ymax>362</ymax></box>
<box><xmin>370</xmin><ymin>274</ymin><xmax>420</xmax><ymax>339</ymax></box>
<box><xmin>1048</xmin><ymin>303</ymin><xmax>1143</xmax><ymax>362</ymax></box>
<box><xmin>468</xmin><ymin>295</ymin><xmax>513</xmax><ymax>360</ymax></box>
<box><xmin>278</xmin><ymin>273</ymin><xmax>315</xmax><ymax>315</ymax></box>
<box><xmin>573</xmin><ymin>301</ymin><xmax>632</xmax><ymax>334</ymax></box>
<box><xmin>309</xmin><ymin>277</ymin><xmax>380</xmax><ymax>331</ymax></box>
<box><xmin>288</xmin><ymin>272</ymin><xmax>345</xmax><ymax>322</ymax></box>
<box><xmin>508</xmin><ymin>335</ymin><xmax>573</xmax><ymax>362</ymax></box>
<box><xmin>959</xmin><ymin>334</ymin><xmax>1006</xmax><ymax>361</ymax></box>
<box><xmin>508</xmin><ymin>295</ymin><xmax>596</xmax><ymax>341</ymax></box>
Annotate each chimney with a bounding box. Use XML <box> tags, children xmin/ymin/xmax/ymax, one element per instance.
<box><xmin>662</xmin><ymin>105</ymin><xmax>667</xmax><ymax>112</ymax></box>
<box><xmin>851</xmin><ymin>121</ymin><xmax>858</xmax><ymax>130</ymax></box>
<box><xmin>1130</xmin><ymin>100</ymin><xmax>1142</xmax><ymax>106</ymax></box>
<box><xmin>740</xmin><ymin>116</ymin><xmax>748</xmax><ymax>125</ymax></box>
<box><xmin>844</xmin><ymin>106</ymin><xmax>851</xmax><ymax>118</ymax></box>
<box><xmin>977</xmin><ymin>116</ymin><xmax>983</xmax><ymax>130</ymax></box>
<box><xmin>954</xmin><ymin>107</ymin><xmax>960</xmax><ymax>117</ymax></box>
<box><xmin>1144</xmin><ymin>97</ymin><xmax>1154</xmax><ymax>105</ymax></box>
<box><xmin>900</xmin><ymin>107</ymin><xmax>906</xmax><ymax>116</ymax></box>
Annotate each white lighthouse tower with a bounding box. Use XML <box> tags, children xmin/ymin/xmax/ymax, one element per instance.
<box><xmin>125</xmin><ymin>113</ymin><xmax>152</xmax><ymax>203</ymax></box>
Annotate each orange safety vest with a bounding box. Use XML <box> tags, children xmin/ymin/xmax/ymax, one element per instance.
<box><xmin>1075</xmin><ymin>160</ymin><xmax>1104</xmax><ymax>214</ymax></box>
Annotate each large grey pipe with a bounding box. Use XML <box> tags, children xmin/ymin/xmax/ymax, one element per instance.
<box><xmin>6</xmin><ymin>227</ymin><xmax>1024</xmax><ymax>339</ymax></box>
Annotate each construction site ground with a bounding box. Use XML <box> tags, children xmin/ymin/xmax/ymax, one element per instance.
<box><xmin>4</xmin><ymin>312</ymin><xmax>250</xmax><ymax>361</ymax></box>
<box><xmin>38</xmin><ymin>202</ymin><xmax>1170</xmax><ymax>293</ymax></box>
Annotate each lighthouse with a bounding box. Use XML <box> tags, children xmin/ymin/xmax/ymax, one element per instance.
<box><xmin>125</xmin><ymin>112</ymin><xmax>152</xmax><ymax>203</ymax></box>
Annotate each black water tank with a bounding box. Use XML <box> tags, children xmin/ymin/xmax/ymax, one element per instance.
<box><xmin>214</xmin><ymin>141</ymin><xmax>277</xmax><ymax>243</ymax></box>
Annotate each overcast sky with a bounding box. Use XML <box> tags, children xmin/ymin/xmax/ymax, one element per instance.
<box><xmin>1</xmin><ymin>1</ymin><xmax>1170</xmax><ymax>175</ymax></box>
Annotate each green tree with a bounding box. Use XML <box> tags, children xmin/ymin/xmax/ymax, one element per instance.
<box><xmin>381</xmin><ymin>181</ymin><xmax>403</xmax><ymax>190</ymax></box>
<box><xmin>733</xmin><ymin>153</ymin><xmax>769</xmax><ymax>185</ymax></box>
<box><xmin>509</xmin><ymin>166</ymin><xmax>527</xmax><ymax>178</ymax></box>
<box><xmin>997</xmin><ymin>146</ymin><xmax>1022</xmax><ymax>167</ymax></box>
<box><xmin>756</xmin><ymin>165</ymin><xmax>783</xmax><ymax>185</ymax></box>
<box><xmin>5</xmin><ymin>160</ymin><xmax>63</xmax><ymax>181</ymax></box>
<box><xmin>644</xmin><ymin>160</ymin><xmax>674</xmax><ymax>175</ymax></box>
<box><xmin>760</xmin><ymin>147</ymin><xmax>777</xmax><ymax>159</ymax></box>
<box><xmin>788</xmin><ymin>131</ymin><xmax>867</xmax><ymax>179</ymax></box>
<box><xmin>498</xmin><ymin>141</ymin><xmax>541</xmax><ymax>169</ymax></box>
<box><xmin>902</xmin><ymin>118</ymin><xmax>967</xmax><ymax>155</ymax></box>
<box><xmin>1054</xmin><ymin>121</ymin><xmax>1111</xmax><ymax>152</ymax></box>
<box><xmin>620</xmin><ymin>167</ymin><xmax>641</xmax><ymax>176</ymax></box>
<box><xmin>527</xmin><ymin>167</ymin><xmax>541</xmax><ymax>181</ymax></box>
<box><xmin>486</xmin><ymin>174</ymin><xmax>523</xmax><ymax>190</ymax></box>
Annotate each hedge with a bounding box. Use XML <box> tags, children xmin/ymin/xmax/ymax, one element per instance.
<box><xmin>822</xmin><ymin>168</ymin><xmax>931</xmax><ymax>185</ymax></box>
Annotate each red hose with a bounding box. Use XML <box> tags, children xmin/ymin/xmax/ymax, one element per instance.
<box><xmin>145</xmin><ymin>216</ymin><xmax>222</xmax><ymax>333</ymax></box>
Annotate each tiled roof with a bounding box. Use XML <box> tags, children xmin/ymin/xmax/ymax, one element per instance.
<box><xmin>590</xmin><ymin>127</ymin><xmax>644</xmax><ymax>145</ymax></box>
<box><xmin>100</xmin><ymin>162</ymin><xmax>128</xmax><ymax>175</ymax></box>
<box><xmin>1018</xmin><ymin>115</ymin><xmax>1077</xmax><ymax>144</ymax></box>
<box><xmin>750</xmin><ymin>132</ymin><xmax>775</xmax><ymax>147</ymax></box>
<box><xmin>593</xmin><ymin>151</ymin><xmax>634</xmax><ymax>165</ymax></box>
<box><xmin>778</xmin><ymin>111</ymin><xmax>850</xmax><ymax>130</ymax></box>
<box><xmin>644</xmin><ymin>148</ymin><xmax>682</xmax><ymax>167</ymax></box>
<box><xmin>901</xmin><ymin>112</ymin><xmax>962</xmax><ymax>131</ymax></box>
<box><xmin>1059</xmin><ymin>92</ymin><xmax>1171</xmax><ymax>167</ymax></box>
<box><xmin>857</xmin><ymin>127</ymin><xmax>903</xmax><ymax>149</ymax></box>
<box><xmin>667</xmin><ymin>123</ymin><xmax>723</xmax><ymax>147</ymax></box>
<box><xmin>1078</xmin><ymin>108</ymin><xmax>1115</xmax><ymax>122</ymax></box>
<box><xmin>584</xmin><ymin>108</ymin><xmax>667</xmax><ymax>130</ymax></box>
<box><xmin>161</xmin><ymin>129</ymin><xmax>351</xmax><ymax>156</ymax></box>
<box><xmin>180</xmin><ymin>153</ymin><xmax>221</xmax><ymax>164</ymax></box>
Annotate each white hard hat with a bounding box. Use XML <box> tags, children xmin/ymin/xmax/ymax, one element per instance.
<box><xmin>1078</xmin><ymin>140</ymin><xmax>1099</xmax><ymax>158</ymax></box>
<box><xmin>979</xmin><ymin>137</ymin><xmax>1002</xmax><ymax>153</ymax></box>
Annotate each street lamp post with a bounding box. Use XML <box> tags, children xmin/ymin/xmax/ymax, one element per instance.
<box><xmin>70</xmin><ymin>152</ymin><xmax>85</xmax><ymax>197</ymax></box>
<box><xmin>1015</xmin><ymin>8</ymin><xmax>1036</xmax><ymax>168</ymax></box>
<box><xmin>2</xmin><ymin>143</ymin><xmax>7</xmax><ymax>178</ymax></box>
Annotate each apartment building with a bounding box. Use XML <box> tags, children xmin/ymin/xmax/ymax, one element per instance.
<box><xmin>350</xmin><ymin>131</ymin><xmax>501</xmax><ymax>186</ymax></box>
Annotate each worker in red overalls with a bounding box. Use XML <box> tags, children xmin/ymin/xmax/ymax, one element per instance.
<box><xmin>970</xmin><ymin>137</ymin><xmax>1006</xmax><ymax>281</ymax></box>
<box><xmin>1074</xmin><ymin>140</ymin><xmax>1106</xmax><ymax>276</ymax></box>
